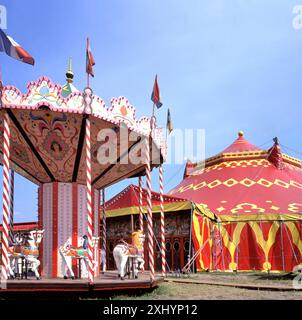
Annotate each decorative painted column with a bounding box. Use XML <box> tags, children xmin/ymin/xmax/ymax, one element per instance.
<box><xmin>39</xmin><ymin>183</ymin><xmax>99</xmax><ymax>278</ymax></box>
<box><xmin>1</xmin><ymin>112</ymin><xmax>10</xmax><ymax>281</ymax></box>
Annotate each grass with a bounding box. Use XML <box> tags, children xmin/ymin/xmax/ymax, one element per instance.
<box><xmin>110</xmin><ymin>284</ymin><xmax>170</xmax><ymax>300</ymax></box>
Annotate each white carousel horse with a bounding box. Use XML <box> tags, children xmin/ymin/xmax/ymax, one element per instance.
<box><xmin>8</xmin><ymin>230</ymin><xmax>44</xmax><ymax>280</ymax></box>
<box><xmin>8</xmin><ymin>232</ymin><xmax>25</xmax><ymax>277</ymax></box>
<box><xmin>59</xmin><ymin>235</ymin><xmax>100</xmax><ymax>279</ymax></box>
<box><xmin>113</xmin><ymin>230</ymin><xmax>145</xmax><ymax>280</ymax></box>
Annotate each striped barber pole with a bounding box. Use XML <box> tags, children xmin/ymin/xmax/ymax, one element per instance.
<box><xmin>85</xmin><ymin>117</ymin><xmax>94</xmax><ymax>284</ymax></box>
<box><xmin>101</xmin><ymin>189</ymin><xmax>106</xmax><ymax>270</ymax></box>
<box><xmin>144</xmin><ymin>137</ymin><xmax>155</xmax><ymax>282</ymax></box>
<box><xmin>138</xmin><ymin>176</ymin><xmax>143</xmax><ymax>231</ymax></box>
<box><xmin>138</xmin><ymin>176</ymin><xmax>145</xmax><ymax>272</ymax></box>
<box><xmin>9</xmin><ymin>170</ymin><xmax>14</xmax><ymax>244</ymax></box>
<box><xmin>1</xmin><ymin>112</ymin><xmax>10</xmax><ymax>280</ymax></box>
<box><xmin>159</xmin><ymin>164</ymin><xmax>166</xmax><ymax>277</ymax></box>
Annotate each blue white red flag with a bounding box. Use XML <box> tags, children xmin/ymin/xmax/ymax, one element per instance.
<box><xmin>0</xmin><ymin>28</ymin><xmax>34</xmax><ymax>65</ymax></box>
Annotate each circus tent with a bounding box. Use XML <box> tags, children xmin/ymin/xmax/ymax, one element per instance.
<box><xmin>104</xmin><ymin>184</ymin><xmax>210</xmax><ymax>271</ymax></box>
<box><xmin>105</xmin><ymin>184</ymin><xmax>192</xmax><ymax>218</ymax></box>
<box><xmin>169</xmin><ymin>132</ymin><xmax>302</xmax><ymax>272</ymax></box>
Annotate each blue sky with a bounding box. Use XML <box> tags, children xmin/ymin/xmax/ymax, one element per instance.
<box><xmin>0</xmin><ymin>0</ymin><xmax>302</xmax><ymax>222</ymax></box>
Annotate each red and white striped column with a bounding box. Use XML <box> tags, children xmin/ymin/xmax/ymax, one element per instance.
<box><xmin>138</xmin><ymin>176</ymin><xmax>143</xmax><ymax>231</ymax></box>
<box><xmin>1</xmin><ymin>112</ymin><xmax>11</xmax><ymax>281</ymax></box>
<box><xmin>145</xmin><ymin>137</ymin><xmax>155</xmax><ymax>282</ymax></box>
<box><xmin>9</xmin><ymin>170</ymin><xmax>14</xmax><ymax>244</ymax></box>
<box><xmin>138</xmin><ymin>176</ymin><xmax>145</xmax><ymax>271</ymax></box>
<box><xmin>159</xmin><ymin>164</ymin><xmax>166</xmax><ymax>277</ymax></box>
<box><xmin>101</xmin><ymin>188</ymin><xmax>106</xmax><ymax>272</ymax></box>
<box><xmin>85</xmin><ymin>116</ymin><xmax>94</xmax><ymax>284</ymax></box>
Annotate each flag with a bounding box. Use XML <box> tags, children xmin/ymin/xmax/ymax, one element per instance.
<box><xmin>86</xmin><ymin>37</ymin><xmax>95</xmax><ymax>77</ymax></box>
<box><xmin>0</xmin><ymin>28</ymin><xmax>34</xmax><ymax>65</ymax></box>
<box><xmin>151</xmin><ymin>75</ymin><xmax>163</xmax><ymax>108</ymax></box>
<box><xmin>167</xmin><ymin>108</ymin><xmax>173</xmax><ymax>134</ymax></box>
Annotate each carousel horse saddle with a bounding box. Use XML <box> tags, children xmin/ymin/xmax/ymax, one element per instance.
<box><xmin>66</xmin><ymin>247</ymin><xmax>88</xmax><ymax>258</ymax></box>
<box><xmin>21</xmin><ymin>246</ymin><xmax>39</xmax><ymax>257</ymax></box>
<box><xmin>9</xmin><ymin>246</ymin><xmax>39</xmax><ymax>257</ymax></box>
<box><xmin>126</xmin><ymin>244</ymin><xmax>139</xmax><ymax>256</ymax></box>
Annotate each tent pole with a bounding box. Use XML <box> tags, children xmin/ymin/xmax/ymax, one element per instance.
<box><xmin>280</xmin><ymin>221</ymin><xmax>285</xmax><ymax>272</ymax></box>
<box><xmin>235</xmin><ymin>233</ymin><xmax>239</xmax><ymax>272</ymax></box>
<box><xmin>211</xmin><ymin>222</ymin><xmax>216</xmax><ymax>270</ymax></box>
<box><xmin>218</xmin><ymin>222</ymin><xmax>225</xmax><ymax>271</ymax></box>
<box><xmin>131</xmin><ymin>214</ymin><xmax>134</xmax><ymax>233</ymax></box>
<box><xmin>188</xmin><ymin>203</ymin><xmax>193</xmax><ymax>273</ymax></box>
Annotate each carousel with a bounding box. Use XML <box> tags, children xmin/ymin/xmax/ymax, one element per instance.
<box><xmin>0</xmin><ymin>60</ymin><xmax>166</xmax><ymax>294</ymax></box>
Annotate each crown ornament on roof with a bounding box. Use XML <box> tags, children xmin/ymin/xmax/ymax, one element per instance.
<box><xmin>268</xmin><ymin>137</ymin><xmax>284</xmax><ymax>170</ymax></box>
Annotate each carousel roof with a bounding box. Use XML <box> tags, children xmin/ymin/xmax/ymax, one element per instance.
<box><xmin>169</xmin><ymin>132</ymin><xmax>302</xmax><ymax>221</ymax></box>
<box><xmin>105</xmin><ymin>184</ymin><xmax>191</xmax><ymax>218</ymax></box>
<box><xmin>0</xmin><ymin>67</ymin><xmax>165</xmax><ymax>189</ymax></box>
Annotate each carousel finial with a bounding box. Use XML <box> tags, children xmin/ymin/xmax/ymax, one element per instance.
<box><xmin>66</xmin><ymin>57</ymin><xmax>74</xmax><ymax>83</ymax></box>
<box><xmin>238</xmin><ymin>131</ymin><xmax>244</xmax><ymax>137</ymax></box>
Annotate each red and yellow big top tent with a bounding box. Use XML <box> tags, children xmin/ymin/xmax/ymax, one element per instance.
<box><xmin>169</xmin><ymin>132</ymin><xmax>302</xmax><ymax>272</ymax></box>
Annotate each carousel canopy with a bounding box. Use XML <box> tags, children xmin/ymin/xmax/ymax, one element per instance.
<box><xmin>0</xmin><ymin>66</ymin><xmax>164</xmax><ymax>189</ymax></box>
<box><xmin>169</xmin><ymin>132</ymin><xmax>302</xmax><ymax>222</ymax></box>
<box><xmin>105</xmin><ymin>184</ymin><xmax>192</xmax><ymax>218</ymax></box>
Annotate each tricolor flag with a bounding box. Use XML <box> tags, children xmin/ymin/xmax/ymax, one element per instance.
<box><xmin>0</xmin><ymin>29</ymin><xmax>34</xmax><ymax>65</ymax></box>
<box><xmin>166</xmin><ymin>108</ymin><xmax>173</xmax><ymax>134</ymax></box>
<box><xmin>151</xmin><ymin>75</ymin><xmax>163</xmax><ymax>109</ymax></box>
<box><xmin>86</xmin><ymin>37</ymin><xmax>95</xmax><ymax>77</ymax></box>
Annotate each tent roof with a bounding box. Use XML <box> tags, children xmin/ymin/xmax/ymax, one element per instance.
<box><xmin>105</xmin><ymin>184</ymin><xmax>192</xmax><ymax>218</ymax></box>
<box><xmin>0</xmin><ymin>221</ymin><xmax>38</xmax><ymax>232</ymax></box>
<box><xmin>169</xmin><ymin>132</ymin><xmax>302</xmax><ymax>220</ymax></box>
<box><xmin>221</xmin><ymin>131</ymin><xmax>261</xmax><ymax>153</ymax></box>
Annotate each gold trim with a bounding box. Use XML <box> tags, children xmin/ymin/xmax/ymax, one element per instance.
<box><xmin>106</xmin><ymin>201</ymin><xmax>192</xmax><ymax>217</ymax></box>
<box><xmin>217</xmin><ymin>213</ymin><xmax>302</xmax><ymax>222</ymax></box>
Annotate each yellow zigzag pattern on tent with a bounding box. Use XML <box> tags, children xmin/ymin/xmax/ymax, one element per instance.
<box><xmin>171</xmin><ymin>178</ymin><xmax>302</xmax><ymax>195</ymax></box>
<box><xmin>193</xmin><ymin>210</ymin><xmax>213</xmax><ymax>270</ymax></box>
<box><xmin>192</xmin><ymin>211</ymin><xmax>204</xmax><ymax>270</ymax></box>
<box><xmin>218</xmin><ymin>222</ymin><xmax>281</xmax><ymax>271</ymax></box>
<box><xmin>249</xmin><ymin>222</ymin><xmax>279</xmax><ymax>271</ymax></box>
<box><xmin>283</xmin><ymin>222</ymin><xmax>302</xmax><ymax>257</ymax></box>
<box><xmin>219</xmin><ymin>222</ymin><xmax>245</xmax><ymax>271</ymax></box>
<box><xmin>194</xmin><ymin>213</ymin><xmax>302</xmax><ymax>272</ymax></box>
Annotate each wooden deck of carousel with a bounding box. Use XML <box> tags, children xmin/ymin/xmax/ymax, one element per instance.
<box><xmin>0</xmin><ymin>271</ymin><xmax>163</xmax><ymax>299</ymax></box>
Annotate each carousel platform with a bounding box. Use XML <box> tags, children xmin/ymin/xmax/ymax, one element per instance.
<box><xmin>0</xmin><ymin>271</ymin><xmax>163</xmax><ymax>299</ymax></box>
